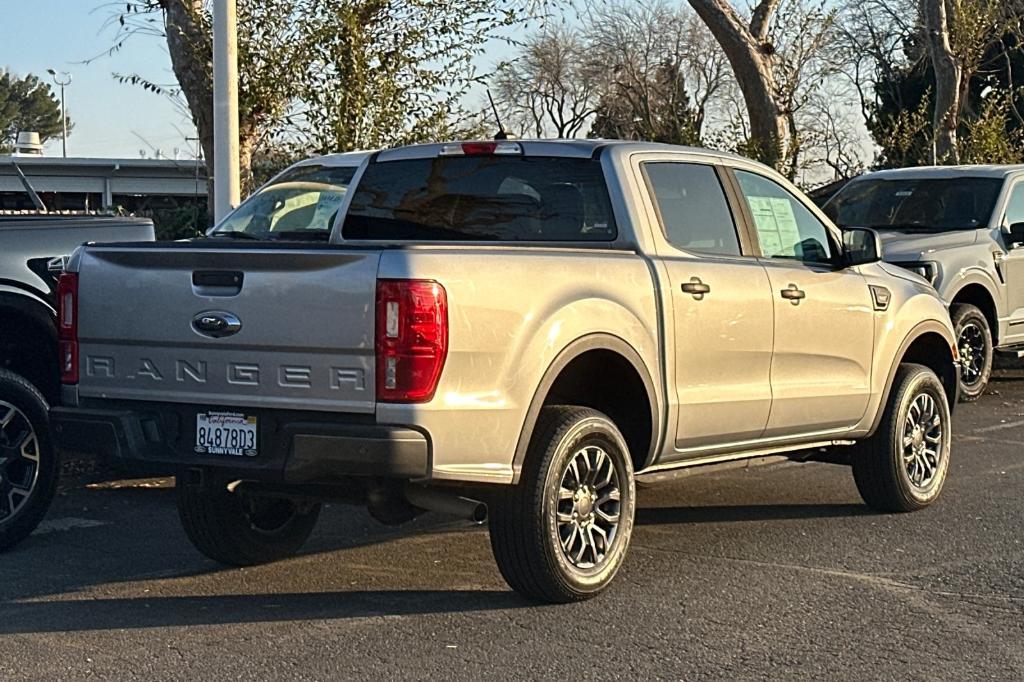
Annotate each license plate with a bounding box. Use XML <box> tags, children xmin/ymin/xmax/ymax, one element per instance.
<box><xmin>195</xmin><ymin>411</ymin><xmax>257</xmax><ymax>457</ymax></box>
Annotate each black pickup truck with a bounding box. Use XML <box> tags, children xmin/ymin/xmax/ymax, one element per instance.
<box><xmin>0</xmin><ymin>212</ymin><xmax>153</xmax><ymax>550</ymax></box>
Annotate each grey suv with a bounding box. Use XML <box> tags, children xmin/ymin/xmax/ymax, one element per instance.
<box><xmin>825</xmin><ymin>165</ymin><xmax>1024</xmax><ymax>400</ymax></box>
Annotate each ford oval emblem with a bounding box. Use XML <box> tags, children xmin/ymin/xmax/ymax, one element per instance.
<box><xmin>192</xmin><ymin>311</ymin><xmax>242</xmax><ymax>338</ymax></box>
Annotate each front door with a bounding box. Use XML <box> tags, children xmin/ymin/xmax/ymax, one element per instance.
<box><xmin>732</xmin><ymin>169</ymin><xmax>874</xmax><ymax>437</ymax></box>
<box><xmin>999</xmin><ymin>180</ymin><xmax>1024</xmax><ymax>345</ymax></box>
<box><xmin>641</xmin><ymin>161</ymin><xmax>775</xmax><ymax>453</ymax></box>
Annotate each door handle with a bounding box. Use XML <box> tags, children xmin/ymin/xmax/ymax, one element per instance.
<box><xmin>681</xmin><ymin>278</ymin><xmax>711</xmax><ymax>300</ymax></box>
<box><xmin>780</xmin><ymin>284</ymin><xmax>806</xmax><ymax>304</ymax></box>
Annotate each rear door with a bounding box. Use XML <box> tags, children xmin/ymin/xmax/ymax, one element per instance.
<box><xmin>76</xmin><ymin>245</ymin><xmax>381</xmax><ymax>413</ymax></box>
<box><xmin>640</xmin><ymin>160</ymin><xmax>775</xmax><ymax>454</ymax></box>
<box><xmin>730</xmin><ymin>168</ymin><xmax>874</xmax><ymax>437</ymax></box>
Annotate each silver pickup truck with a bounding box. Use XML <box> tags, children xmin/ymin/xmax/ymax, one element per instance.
<box><xmin>52</xmin><ymin>140</ymin><xmax>959</xmax><ymax>602</ymax></box>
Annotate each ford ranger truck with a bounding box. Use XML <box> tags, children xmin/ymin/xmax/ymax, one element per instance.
<box><xmin>51</xmin><ymin>141</ymin><xmax>959</xmax><ymax>603</ymax></box>
<box><xmin>825</xmin><ymin>165</ymin><xmax>1024</xmax><ymax>401</ymax></box>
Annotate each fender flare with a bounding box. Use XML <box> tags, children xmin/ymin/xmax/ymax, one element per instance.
<box><xmin>946</xmin><ymin>273</ymin><xmax>1000</xmax><ymax>313</ymax></box>
<box><xmin>868</xmin><ymin>320</ymin><xmax>958</xmax><ymax>434</ymax></box>
<box><xmin>510</xmin><ymin>332</ymin><xmax>662</xmax><ymax>484</ymax></box>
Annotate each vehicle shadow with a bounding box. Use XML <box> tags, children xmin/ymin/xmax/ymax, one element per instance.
<box><xmin>0</xmin><ymin>589</ymin><xmax>530</xmax><ymax>635</ymax></box>
<box><xmin>0</xmin><ymin>485</ymin><xmax>497</xmax><ymax>599</ymax></box>
<box><xmin>0</xmin><ymin>477</ymin><xmax>880</xmax><ymax>635</ymax></box>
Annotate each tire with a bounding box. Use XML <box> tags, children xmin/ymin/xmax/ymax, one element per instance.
<box><xmin>0</xmin><ymin>368</ymin><xmax>60</xmax><ymax>552</ymax></box>
<box><xmin>176</xmin><ymin>481</ymin><xmax>321</xmax><ymax>566</ymax></box>
<box><xmin>489</xmin><ymin>406</ymin><xmax>636</xmax><ymax>603</ymax></box>
<box><xmin>852</xmin><ymin>364</ymin><xmax>951</xmax><ymax>512</ymax></box>
<box><xmin>951</xmin><ymin>303</ymin><xmax>993</xmax><ymax>402</ymax></box>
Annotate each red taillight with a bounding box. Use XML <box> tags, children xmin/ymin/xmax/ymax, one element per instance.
<box><xmin>57</xmin><ymin>272</ymin><xmax>79</xmax><ymax>384</ymax></box>
<box><xmin>375</xmin><ymin>279</ymin><xmax>448</xmax><ymax>403</ymax></box>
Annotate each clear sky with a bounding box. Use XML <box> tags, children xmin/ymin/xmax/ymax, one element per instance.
<box><xmin>1</xmin><ymin>0</ymin><xmax>198</xmax><ymax>159</ymax></box>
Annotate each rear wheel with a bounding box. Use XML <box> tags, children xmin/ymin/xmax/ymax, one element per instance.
<box><xmin>176</xmin><ymin>481</ymin><xmax>321</xmax><ymax>566</ymax></box>
<box><xmin>0</xmin><ymin>369</ymin><xmax>59</xmax><ymax>552</ymax></box>
<box><xmin>951</xmin><ymin>303</ymin><xmax>992</xmax><ymax>401</ymax></box>
<box><xmin>489</xmin><ymin>406</ymin><xmax>635</xmax><ymax>603</ymax></box>
<box><xmin>852</xmin><ymin>364</ymin><xmax>951</xmax><ymax>512</ymax></box>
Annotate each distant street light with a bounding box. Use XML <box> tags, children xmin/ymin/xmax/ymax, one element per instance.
<box><xmin>46</xmin><ymin>68</ymin><xmax>72</xmax><ymax>158</ymax></box>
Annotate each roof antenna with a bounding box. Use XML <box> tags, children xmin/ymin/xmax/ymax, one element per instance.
<box><xmin>486</xmin><ymin>90</ymin><xmax>509</xmax><ymax>140</ymax></box>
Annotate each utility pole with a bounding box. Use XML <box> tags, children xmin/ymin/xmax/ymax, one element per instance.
<box><xmin>46</xmin><ymin>69</ymin><xmax>71</xmax><ymax>158</ymax></box>
<box><xmin>213</xmin><ymin>0</ymin><xmax>240</xmax><ymax>222</ymax></box>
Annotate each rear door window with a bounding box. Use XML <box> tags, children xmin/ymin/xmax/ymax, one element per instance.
<box><xmin>342</xmin><ymin>156</ymin><xmax>616</xmax><ymax>241</ymax></box>
<box><xmin>643</xmin><ymin>162</ymin><xmax>741</xmax><ymax>256</ymax></box>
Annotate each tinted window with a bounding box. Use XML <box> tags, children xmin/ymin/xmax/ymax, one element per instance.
<box><xmin>824</xmin><ymin>177</ymin><xmax>1002</xmax><ymax>231</ymax></box>
<box><xmin>644</xmin><ymin>162</ymin><xmax>740</xmax><ymax>256</ymax></box>
<box><xmin>342</xmin><ymin>156</ymin><xmax>616</xmax><ymax>241</ymax></box>
<box><xmin>735</xmin><ymin>170</ymin><xmax>834</xmax><ymax>264</ymax></box>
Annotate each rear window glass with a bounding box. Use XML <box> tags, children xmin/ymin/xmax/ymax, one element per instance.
<box><xmin>342</xmin><ymin>156</ymin><xmax>616</xmax><ymax>241</ymax></box>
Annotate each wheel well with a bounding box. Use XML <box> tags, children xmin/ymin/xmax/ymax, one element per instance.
<box><xmin>0</xmin><ymin>306</ymin><xmax>58</xmax><ymax>403</ymax></box>
<box><xmin>543</xmin><ymin>349</ymin><xmax>653</xmax><ymax>471</ymax></box>
<box><xmin>900</xmin><ymin>332</ymin><xmax>958</xmax><ymax>409</ymax></box>
<box><xmin>951</xmin><ymin>284</ymin><xmax>998</xmax><ymax>344</ymax></box>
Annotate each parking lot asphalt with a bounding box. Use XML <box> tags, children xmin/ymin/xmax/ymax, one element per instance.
<box><xmin>2</xmin><ymin>368</ymin><xmax>1023</xmax><ymax>681</ymax></box>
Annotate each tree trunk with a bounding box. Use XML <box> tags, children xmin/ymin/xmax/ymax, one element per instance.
<box><xmin>686</xmin><ymin>0</ymin><xmax>788</xmax><ymax>169</ymax></box>
<box><xmin>161</xmin><ymin>0</ymin><xmax>216</xmax><ymax>218</ymax></box>
<box><xmin>161</xmin><ymin>0</ymin><xmax>261</xmax><ymax>221</ymax></box>
<box><xmin>921</xmin><ymin>0</ymin><xmax>961</xmax><ymax>163</ymax></box>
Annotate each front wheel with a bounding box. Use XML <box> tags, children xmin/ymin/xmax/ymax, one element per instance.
<box><xmin>489</xmin><ymin>406</ymin><xmax>636</xmax><ymax>603</ymax></box>
<box><xmin>951</xmin><ymin>303</ymin><xmax>992</xmax><ymax>402</ymax></box>
<box><xmin>0</xmin><ymin>369</ymin><xmax>59</xmax><ymax>552</ymax></box>
<box><xmin>176</xmin><ymin>481</ymin><xmax>321</xmax><ymax>566</ymax></box>
<box><xmin>852</xmin><ymin>364</ymin><xmax>951</xmax><ymax>512</ymax></box>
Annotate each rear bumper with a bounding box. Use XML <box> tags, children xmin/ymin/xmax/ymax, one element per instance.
<box><xmin>50</xmin><ymin>402</ymin><xmax>430</xmax><ymax>483</ymax></box>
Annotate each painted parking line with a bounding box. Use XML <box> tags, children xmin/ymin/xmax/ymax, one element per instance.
<box><xmin>33</xmin><ymin>518</ymin><xmax>109</xmax><ymax>535</ymax></box>
<box><xmin>972</xmin><ymin>418</ymin><xmax>1024</xmax><ymax>434</ymax></box>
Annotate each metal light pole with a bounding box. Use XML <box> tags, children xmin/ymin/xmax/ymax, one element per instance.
<box><xmin>46</xmin><ymin>69</ymin><xmax>71</xmax><ymax>158</ymax></box>
<box><xmin>213</xmin><ymin>0</ymin><xmax>240</xmax><ymax>222</ymax></box>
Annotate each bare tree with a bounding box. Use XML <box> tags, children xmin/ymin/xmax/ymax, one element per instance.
<box><xmin>493</xmin><ymin>28</ymin><xmax>599</xmax><ymax>138</ymax></box>
<box><xmin>833</xmin><ymin>0</ymin><xmax>916</xmax><ymax>127</ymax></box>
<box><xmin>581</xmin><ymin>1</ymin><xmax>729</xmax><ymax>143</ymax></box>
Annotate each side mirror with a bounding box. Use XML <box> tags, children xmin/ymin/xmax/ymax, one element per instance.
<box><xmin>1009</xmin><ymin>222</ymin><xmax>1024</xmax><ymax>247</ymax></box>
<box><xmin>842</xmin><ymin>227</ymin><xmax>883</xmax><ymax>266</ymax></box>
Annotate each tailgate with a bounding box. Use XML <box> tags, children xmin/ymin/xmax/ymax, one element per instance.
<box><xmin>75</xmin><ymin>245</ymin><xmax>380</xmax><ymax>413</ymax></box>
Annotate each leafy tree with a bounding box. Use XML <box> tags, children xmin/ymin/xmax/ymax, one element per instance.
<box><xmin>0</xmin><ymin>71</ymin><xmax>71</xmax><ymax>152</ymax></box>
<box><xmin>111</xmin><ymin>0</ymin><xmax>523</xmax><ymax>197</ymax></box>
<box><xmin>866</xmin><ymin>5</ymin><xmax>1024</xmax><ymax>167</ymax></box>
<box><xmin>291</xmin><ymin>0</ymin><xmax>518</xmax><ymax>153</ymax></box>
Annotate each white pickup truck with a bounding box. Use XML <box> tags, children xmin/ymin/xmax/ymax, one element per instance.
<box><xmin>52</xmin><ymin>140</ymin><xmax>958</xmax><ymax>602</ymax></box>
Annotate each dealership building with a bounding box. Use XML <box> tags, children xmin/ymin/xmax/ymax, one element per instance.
<box><xmin>0</xmin><ymin>153</ymin><xmax>206</xmax><ymax>214</ymax></box>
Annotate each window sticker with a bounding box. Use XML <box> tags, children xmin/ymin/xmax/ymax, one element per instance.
<box><xmin>748</xmin><ymin>196</ymin><xmax>800</xmax><ymax>257</ymax></box>
<box><xmin>310</xmin><ymin>190</ymin><xmax>347</xmax><ymax>229</ymax></box>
